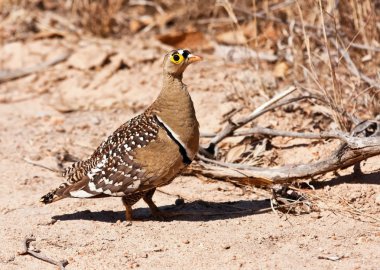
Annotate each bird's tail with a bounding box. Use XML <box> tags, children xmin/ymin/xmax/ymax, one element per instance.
<box><xmin>40</xmin><ymin>180</ymin><xmax>88</xmax><ymax>204</ymax></box>
<box><xmin>40</xmin><ymin>183</ymin><xmax>69</xmax><ymax>204</ymax></box>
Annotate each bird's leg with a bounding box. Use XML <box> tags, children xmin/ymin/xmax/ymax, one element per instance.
<box><xmin>143</xmin><ymin>188</ymin><xmax>186</xmax><ymax>219</ymax></box>
<box><xmin>121</xmin><ymin>192</ymin><xmax>146</xmax><ymax>224</ymax></box>
<box><xmin>121</xmin><ymin>196</ymin><xmax>134</xmax><ymax>225</ymax></box>
<box><xmin>143</xmin><ymin>188</ymin><xmax>162</xmax><ymax>217</ymax></box>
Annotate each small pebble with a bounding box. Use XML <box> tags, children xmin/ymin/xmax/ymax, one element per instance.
<box><xmin>91</xmin><ymin>116</ymin><xmax>101</xmax><ymax>125</ymax></box>
<box><xmin>311</xmin><ymin>212</ymin><xmax>322</xmax><ymax>219</ymax></box>
<box><xmin>175</xmin><ymin>198</ymin><xmax>185</xmax><ymax>205</ymax></box>
<box><xmin>29</xmin><ymin>154</ymin><xmax>42</xmax><ymax>161</ymax></box>
<box><xmin>55</xmin><ymin>126</ymin><xmax>66</xmax><ymax>133</ymax></box>
<box><xmin>153</xmin><ymin>247</ymin><xmax>164</xmax><ymax>252</ymax></box>
<box><xmin>182</xmin><ymin>239</ymin><xmax>190</xmax><ymax>244</ymax></box>
<box><xmin>222</xmin><ymin>244</ymin><xmax>231</xmax><ymax>250</ymax></box>
<box><xmin>375</xmin><ymin>194</ymin><xmax>380</xmax><ymax>205</ymax></box>
<box><xmin>139</xmin><ymin>253</ymin><xmax>148</xmax><ymax>258</ymax></box>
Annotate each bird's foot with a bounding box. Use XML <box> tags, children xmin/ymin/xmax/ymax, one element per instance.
<box><xmin>116</xmin><ymin>219</ymin><xmax>133</xmax><ymax>226</ymax></box>
<box><xmin>143</xmin><ymin>188</ymin><xmax>187</xmax><ymax>220</ymax></box>
<box><xmin>124</xmin><ymin>220</ymin><xmax>133</xmax><ymax>226</ymax></box>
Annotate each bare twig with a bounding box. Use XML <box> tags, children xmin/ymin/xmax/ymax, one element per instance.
<box><xmin>0</xmin><ymin>51</ymin><xmax>71</xmax><ymax>84</ymax></box>
<box><xmin>205</xmin><ymin>86</ymin><xmax>297</xmax><ymax>153</ymax></box>
<box><xmin>318</xmin><ymin>255</ymin><xmax>347</xmax><ymax>261</ymax></box>
<box><xmin>156</xmin><ymin>189</ymin><xmax>193</xmax><ymax>202</ymax></box>
<box><xmin>23</xmin><ymin>158</ymin><xmax>60</xmax><ymax>173</ymax></box>
<box><xmin>349</xmin><ymin>42</ymin><xmax>380</xmax><ymax>53</ymax></box>
<box><xmin>18</xmin><ymin>237</ymin><xmax>68</xmax><ymax>270</ymax></box>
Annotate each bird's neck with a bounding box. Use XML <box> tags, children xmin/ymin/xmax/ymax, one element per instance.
<box><xmin>152</xmin><ymin>73</ymin><xmax>191</xmax><ymax>113</ymax></box>
<box><xmin>150</xmin><ymin>73</ymin><xmax>199</xmax><ymax>159</ymax></box>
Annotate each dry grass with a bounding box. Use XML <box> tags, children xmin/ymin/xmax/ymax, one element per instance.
<box><xmin>70</xmin><ymin>0</ymin><xmax>125</xmax><ymax>37</ymax></box>
<box><xmin>1</xmin><ymin>0</ymin><xmax>378</xmax><ymax>120</ymax></box>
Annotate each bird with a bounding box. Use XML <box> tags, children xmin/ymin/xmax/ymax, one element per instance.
<box><xmin>40</xmin><ymin>49</ymin><xmax>202</xmax><ymax>222</ymax></box>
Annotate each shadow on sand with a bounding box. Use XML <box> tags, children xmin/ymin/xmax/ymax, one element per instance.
<box><xmin>311</xmin><ymin>170</ymin><xmax>380</xmax><ymax>188</ymax></box>
<box><xmin>52</xmin><ymin>170</ymin><xmax>379</xmax><ymax>223</ymax></box>
<box><xmin>53</xmin><ymin>198</ymin><xmax>271</xmax><ymax>223</ymax></box>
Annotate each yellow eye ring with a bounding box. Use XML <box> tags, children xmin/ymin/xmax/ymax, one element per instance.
<box><xmin>170</xmin><ymin>53</ymin><xmax>184</xmax><ymax>64</ymax></box>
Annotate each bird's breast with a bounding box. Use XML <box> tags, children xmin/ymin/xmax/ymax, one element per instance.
<box><xmin>134</xmin><ymin>127</ymin><xmax>187</xmax><ymax>187</ymax></box>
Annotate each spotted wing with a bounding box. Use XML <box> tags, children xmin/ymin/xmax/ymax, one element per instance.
<box><xmin>64</xmin><ymin>113</ymin><xmax>161</xmax><ymax>198</ymax></box>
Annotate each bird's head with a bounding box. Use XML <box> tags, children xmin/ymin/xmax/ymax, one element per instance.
<box><xmin>163</xmin><ymin>49</ymin><xmax>202</xmax><ymax>77</ymax></box>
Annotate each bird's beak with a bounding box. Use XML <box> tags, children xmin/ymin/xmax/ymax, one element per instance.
<box><xmin>187</xmin><ymin>54</ymin><xmax>202</xmax><ymax>63</ymax></box>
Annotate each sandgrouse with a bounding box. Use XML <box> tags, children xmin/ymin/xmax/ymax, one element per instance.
<box><xmin>41</xmin><ymin>49</ymin><xmax>201</xmax><ymax>222</ymax></box>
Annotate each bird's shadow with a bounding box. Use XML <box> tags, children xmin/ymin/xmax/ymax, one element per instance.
<box><xmin>52</xmin><ymin>170</ymin><xmax>379</xmax><ymax>223</ymax></box>
<box><xmin>52</xmin><ymin>199</ymin><xmax>271</xmax><ymax>223</ymax></box>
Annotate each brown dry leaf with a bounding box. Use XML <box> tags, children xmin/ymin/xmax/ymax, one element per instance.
<box><xmin>273</xmin><ymin>62</ymin><xmax>289</xmax><ymax>79</ymax></box>
<box><xmin>216</xmin><ymin>30</ymin><xmax>247</xmax><ymax>45</ymax></box>
<box><xmin>129</xmin><ymin>20</ymin><xmax>143</xmax><ymax>33</ymax></box>
<box><xmin>68</xmin><ymin>44</ymin><xmax>113</xmax><ymax>70</ymax></box>
<box><xmin>157</xmin><ymin>31</ymin><xmax>213</xmax><ymax>51</ymax></box>
<box><xmin>154</xmin><ymin>8</ymin><xmax>187</xmax><ymax>30</ymax></box>
<box><xmin>128</xmin><ymin>14</ymin><xmax>154</xmax><ymax>33</ymax></box>
<box><xmin>262</xmin><ymin>23</ymin><xmax>279</xmax><ymax>42</ymax></box>
<box><xmin>242</xmin><ymin>21</ymin><xmax>257</xmax><ymax>39</ymax></box>
<box><xmin>225</xmin><ymin>143</ymin><xmax>248</xmax><ymax>162</ymax></box>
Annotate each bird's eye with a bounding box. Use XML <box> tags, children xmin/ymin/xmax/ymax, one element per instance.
<box><xmin>170</xmin><ymin>53</ymin><xmax>184</xmax><ymax>64</ymax></box>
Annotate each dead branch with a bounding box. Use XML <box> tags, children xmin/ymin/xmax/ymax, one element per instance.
<box><xmin>0</xmin><ymin>51</ymin><xmax>71</xmax><ymax>84</ymax></box>
<box><xmin>201</xmin><ymin>126</ymin><xmax>351</xmax><ymax>141</ymax></box>
<box><xmin>195</xmin><ymin>140</ymin><xmax>380</xmax><ymax>183</ymax></box>
<box><xmin>192</xmin><ymin>120</ymin><xmax>380</xmax><ymax>185</ymax></box>
<box><xmin>204</xmin><ymin>89</ymin><xmax>336</xmax><ymax>155</ymax></box>
<box><xmin>18</xmin><ymin>237</ymin><xmax>68</xmax><ymax>270</ymax></box>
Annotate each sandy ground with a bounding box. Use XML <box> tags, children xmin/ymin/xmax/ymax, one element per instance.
<box><xmin>0</xmin><ymin>35</ymin><xmax>379</xmax><ymax>270</ymax></box>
